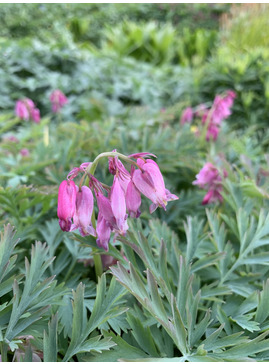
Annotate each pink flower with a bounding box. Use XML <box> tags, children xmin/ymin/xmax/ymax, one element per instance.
<box><xmin>95</xmin><ymin>191</ymin><xmax>116</xmax><ymax>228</ymax></box>
<box><xmin>110</xmin><ymin>175</ymin><xmax>128</xmax><ymax>235</ymax></box>
<box><xmin>195</xmin><ymin>103</ymin><xmax>207</xmax><ymax>117</ymax></box>
<box><xmin>19</xmin><ymin>148</ymin><xmax>30</xmax><ymax>157</ymax></box>
<box><xmin>31</xmin><ymin>108</ymin><xmax>40</xmax><ymax>123</ymax></box>
<box><xmin>212</xmin><ymin>91</ymin><xmax>236</xmax><ymax>125</ymax></box>
<box><xmin>199</xmin><ymin>91</ymin><xmax>236</xmax><ymax>142</ymax></box>
<box><xmin>72</xmin><ymin>186</ymin><xmax>96</xmax><ymax>237</ymax></box>
<box><xmin>57</xmin><ymin>151</ymin><xmax>179</xmax><ymax>250</ymax></box>
<box><xmin>4</xmin><ymin>135</ymin><xmax>19</xmax><ymax>143</ymax></box>
<box><xmin>57</xmin><ymin>180</ymin><xmax>77</xmax><ymax>231</ymax></box>
<box><xmin>193</xmin><ymin>163</ymin><xmax>221</xmax><ymax>189</ymax></box>
<box><xmin>96</xmin><ymin>212</ymin><xmax>112</xmax><ymax>251</ymax></box>
<box><xmin>15</xmin><ymin>100</ymin><xmax>30</xmax><ymax>120</ymax></box>
<box><xmin>206</xmin><ymin>124</ymin><xmax>220</xmax><ymax>141</ymax></box>
<box><xmin>95</xmin><ymin>182</ymin><xmax>128</xmax><ymax>237</ymax></box>
<box><xmin>126</xmin><ymin>179</ymin><xmax>141</xmax><ymax>218</ymax></box>
<box><xmin>202</xmin><ymin>189</ymin><xmax>223</xmax><ymax>205</ymax></box>
<box><xmin>180</xmin><ymin>107</ymin><xmax>193</xmax><ymax>125</ymax></box>
<box><xmin>50</xmin><ymin>89</ymin><xmax>68</xmax><ymax>113</ymax></box>
<box><xmin>193</xmin><ymin>163</ymin><xmax>226</xmax><ymax>205</ymax></box>
<box><xmin>15</xmin><ymin>98</ymin><xmax>41</xmax><ymax>123</ymax></box>
<box><xmin>67</xmin><ymin>162</ymin><xmax>92</xmax><ymax>180</ymax></box>
<box><xmin>133</xmin><ymin>158</ymin><xmax>178</xmax><ymax>213</ymax></box>
<box><xmin>108</xmin><ymin>151</ymin><xmax>131</xmax><ymax>193</ymax></box>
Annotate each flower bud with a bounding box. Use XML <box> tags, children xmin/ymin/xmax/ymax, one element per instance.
<box><xmin>96</xmin><ymin>213</ymin><xmax>111</xmax><ymax>251</ymax></box>
<box><xmin>73</xmin><ymin>186</ymin><xmax>96</xmax><ymax>237</ymax></box>
<box><xmin>126</xmin><ymin>180</ymin><xmax>141</xmax><ymax>218</ymax></box>
<box><xmin>57</xmin><ymin>180</ymin><xmax>76</xmax><ymax>231</ymax></box>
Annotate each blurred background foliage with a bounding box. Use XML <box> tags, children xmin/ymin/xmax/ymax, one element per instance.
<box><xmin>1</xmin><ymin>3</ymin><xmax>269</xmax><ymax>132</ymax></box>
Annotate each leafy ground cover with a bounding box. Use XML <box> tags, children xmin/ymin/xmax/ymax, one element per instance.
<box><xmin>1</xmin><ymin>3</ymin><xmax>269</xmax><ymax>362</ymax></box>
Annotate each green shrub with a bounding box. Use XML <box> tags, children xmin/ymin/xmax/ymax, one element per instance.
<box><xmin>220</xmin><ymin>4</ymin><xmax>269</xmax><ymax>51</ymax></box>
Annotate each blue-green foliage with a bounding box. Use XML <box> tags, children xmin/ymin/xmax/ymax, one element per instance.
<box><xmin>1</xmin><ymin>3</ymin><xmax>269</xmax><ymax>362</ymax></box>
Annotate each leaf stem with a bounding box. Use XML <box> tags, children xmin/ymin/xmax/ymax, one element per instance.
<box><xmin>91</xmin><ymin>208</ymin><xmax>103</xmax><ymax>279</ymax></box>
<box><xmin>1</xmin><ymin>342</ymin><xmax>8</xmax><ymax>362</ymax></box>
<box><xmin>86</xmin><ymin>151</ymin><xmax>142</xmax><ymax>176</ymax></box>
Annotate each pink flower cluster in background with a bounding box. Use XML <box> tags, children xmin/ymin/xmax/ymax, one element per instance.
<box><xmin>193</xmin><ymin>162</ymin><xmax>227</xmax><ymax>205</ymax></box>
<box><xmin>180</xmin><ymin>107</ymin><xmax>193</xmax><ymax>125</ymax></box>
<box><xmin>50</xmin><ymin>89</ymin><xmax>68</xmax><ymax>113</ymax></box>
<box><xmin>180</xmin><ymin>90</ymin><xmax>236</xmax><ymax>141</ymax></box>
<box><xmin>15</xmin><ymin>98</ymin><xmax>40</xmax><ymax>123</ymax></box>
<box><xmin>57</xmin><ymin>151</ymin><xmax>178</xmax><ymax>250</ymax></box>
<box><xmin>19</xmin><ymin>148</ymin><xmax>30</xmax><ymax>157</ymax></box>
<box><xmin>15</xmin><ymin>90</ymin><xmax>68</xmax><ymax>121</ymax></box>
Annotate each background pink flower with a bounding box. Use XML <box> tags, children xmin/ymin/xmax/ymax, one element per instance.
<box><xmin>50</xmin><ymin>89</ymin><xmax>68</xmax><ymax>113</ymax></box>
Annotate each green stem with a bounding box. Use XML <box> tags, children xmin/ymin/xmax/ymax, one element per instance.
<box><xmin>91</xmin><ymin>208</ymin><xmax>103</xmax><ymax>279</ymax></box>
<box><xmin>93</xmin><ymin>254</ymin><xmax>103</xmax><ymax>280</ymax></box>
<box><xmin>1</xmin><ymin>342</ymin><xmax>8</xmax><ymax>362</ymax></box>
<box><xmin>86</xmin><ymin>151</ymin><xmax>142</xmax><ymax>176</ymax></box>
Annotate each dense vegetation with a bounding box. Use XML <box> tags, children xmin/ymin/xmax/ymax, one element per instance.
<box><xmin>1</xmin><ymin>3</ymin><xmax>269</xmax><ymax>362</ymax></box>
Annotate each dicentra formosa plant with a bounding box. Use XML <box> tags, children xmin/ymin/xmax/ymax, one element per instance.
<box><xmin>57</xmin><ymin>150</ymin><xmax>178</xmax><ymax>251</ymax></box>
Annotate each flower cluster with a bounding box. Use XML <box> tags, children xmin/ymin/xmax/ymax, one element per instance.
<box><xmin>193</xmin><ymin>162</ymin><xmax>227</xmax><ymax>205</ymax></box>
<box><xmin>57</xmin><ymin>151</ymin><xmax>178</xmax><ymax>250</ymax></box>
<box><xmin>15</xmin><ymin>98</ymin><xmax>40</xmax><ymax>123</ymax></box>
<box><xmin>50</xmin><ymin>89</ymin><xmax>68</xmax><ymax>113</ymax></box>
<box><xmin>180</xmin><ymin>107</ymin><xmax>193</xmax><ymax>125</ymax></box>
<box><xmin>15</xmin><ymin>90</ymin><xmax>68</xmax><ymax>122</ymax></box>
<box><xmin>180</xmin><ymin>90</ymin><xmax>236</xmax><ymax>141</ymax></box>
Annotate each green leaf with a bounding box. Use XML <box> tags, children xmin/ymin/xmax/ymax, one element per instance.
<box><xmin>214</xmin><ymin>332</ymin><xmax>269</xmax><ymax>359</ymax></box>
<box><xmin>79</xmin><ymin>330</ymin><xmax>148</xmax><ymax>362</ymax></box>
<box><xmin>184</xmin><ymin>216</ymin><xmax>204</xmax><ymax>263</ymax></box>
<box><xmin>126</xmin><ymin>312</ymin><xmax>159</xmax><ymax>357</ymax></box>
<box><xmin>232</xmin><ymin>314</ymin><xmax>260</xmax><ymax>332</ymax></box>
<box><xmin>191</xmin><ymin>252</ymin><xmax>225</xmax><ymax>273</ymax></box>
<box><xmin>78</xmin><ymin>336</ymin><xmax>116</xmax><ymax>354</ymax></box>
<box><xmin>0</xmin><ymin>224</ymin><xmax>19</xmax><ymax>281</ymax></box>
<box><xmin>43</xmin><ymin>314</ymin><xmax>58</xmax><ymax>362</ymax></box>
<box><xmin>256</xmin><ymin>279</ymin><xmax>269</xmax><ymax>323</ymax></box>
<box><xmin>171</xmin><ymin>295</ymin><xmax>187</xmax><ymax>355</ymax></box>
<box><xmin>190</xmin><ymin>310</ymin><xmax>212</xmax><ymax>347</ymax></box>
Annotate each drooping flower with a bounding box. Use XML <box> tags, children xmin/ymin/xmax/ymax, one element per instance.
<box><xmin>19</xmin><ymin>148</ymin><xmax>30</xmax><ymax>157</ymax></box>
<box><xmin>15</xmin><ymin>100</ymin><xmax>31</xmax><ymax>120</ymax></box>
<box><xmin>108</xmin><ymin>150</ymin><xmax>131</xmax><ymax>193</ymax></box>
<box><xmin>95</xmin><ymin>190</ymin><xmax>116</xmax><ymax>228</ymax></box>
<box><xmin>15</xmin><ymin>98</ymin><xmax>40</xmax><ymax>123</ymax></box>
<box><xmin>202</xmin><ymin>188</ymin><xmax>223</xmax><ymax>205</ymax></box>
<box><xmin>110</xmin><ymin>175</ymin><xmax>128</xmax><ymax>234</ymax></box>
<box><xmin>72</xmin><ymin>186</ymin><xmax>96</xmax><ymax>237</ymax></box>
<box><xmin>31</xmin><ymin>107</ymin><xmax>40</xmax><ymax>124</ymax></box>
<box><xmin>126</xmin><ymin>179</ymin><xmax>141</xmax><ymax>218</ymax></box>
<box><xmin>67</xmin><ymin>162</ymin><xmax>92</xmax><ymax>180</ymax></box>
<box><xmin>50</xmin><ymin>89</ymin><xmax>68</xmax><ymax>113</ymax></box>
<box><xmin>57</xmin><ymin>151</ymin><xmax>179</xmax><ymax>250</ymax></box>
<box><xmin>193</xmin><ymin>162</ymin><xmax>226</xmax><ymax>205</ymax></box>
<box><xmin>96</xmin><ymin>212</ymin><xmax>112</xmax><ymax>251</ymax></box>
<box><xmin>199</xmin><ymin>91</ymin><xmax>236</xmax><ymax>142</ymax></box>
<box><xmin>133</xmin><ymin>158</ymin><xmax>178</xmax><ymax>213</ymax></box>
<box><xmin>206</xmin><ymin>123</ymin><xmax>220</xmax><ymax>141</ymax></box>
<box><xmin>57</xmin><ymin>180</ymin><xmax>77</xmax><ymax>231</ymax></box>
<box><xmin>4</xmin><ymin>135</ymin><xmax>19</xmax><ymax>143</ymax></box>
<box><xmin>180</xmin><ymin>107</ymin><xmax>193</xmax><ymax>125</ymax></box>
<box><xmin>211</xmin><ymin>91</ymin><xmax>236</xmax><ymax>125</ymax></box>
<box><xmin>193</xmin><ymin>162</ymin><xmax>221</xmax><ymax>189</ymax></box>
